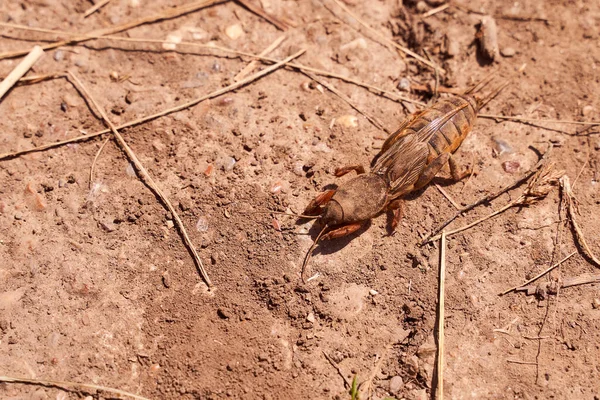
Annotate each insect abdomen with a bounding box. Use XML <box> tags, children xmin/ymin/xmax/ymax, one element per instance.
<box><xmin>421</xmin><ymin>96</ymin><xmax>478</xmax><ymax>160</ymax></box>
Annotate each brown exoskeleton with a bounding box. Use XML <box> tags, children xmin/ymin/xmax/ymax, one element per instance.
<box><xmin>301</xmin><ymin>78</ymin><xmax>508</xmax><ymax>276</ymax></box>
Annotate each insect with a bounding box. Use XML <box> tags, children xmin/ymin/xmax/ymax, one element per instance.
<box><xmin>301</xmin><ymin>77</ymin><xmax>508</xmax><ymax>277</ymax></box>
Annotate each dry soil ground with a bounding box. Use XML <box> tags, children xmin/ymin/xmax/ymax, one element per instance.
<box><xmin>1</xmin><ymin>0</ymin><xmax>600</xmax><ymax>399</ymax></box>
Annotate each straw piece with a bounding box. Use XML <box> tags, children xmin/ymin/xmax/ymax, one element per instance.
<box><xmin>0</xmin><ymin>45</ymin><xmax>44</xmax><ymax>100</ymax></box>
<box><xmin>0</xmin><ymin>50</ymin><xmax>306</xmax><ymax>161</ymax></box>
<box><xmin>0</xmin><ymin>375</ymin><xmax>149</xmax><ymax>400</ymax></box>
<box><xmin>234</xmin><ymin>35</ymin><xmax>285</xmax><ymax>81</ymax></box>
<box><xmin>435</xmin><ymin>231</ymin><xmax>446</xmax><ymax>400</ymax></box>
<box><xmin>0</xmin><ymin>0</ymin><xmax>226</xmax><ymax>60</ymax></box>
<box><xmin>83</xmin><ymin>0</ymin><xmax>112</xmax><ymax>18</ymax></box>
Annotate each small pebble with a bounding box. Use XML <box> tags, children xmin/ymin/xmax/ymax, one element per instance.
<box><xmin>162</xmin><ymin>272</ymin><xmax>171</xmax><ymax>288</ymax></box>
<box><xmin>166</xmin><ymin>220</ymin><xmax>174</xmax><ymax>229</ymax></box>
<box><xmin>416</xmin><ymin>1</ymin><xmax>428</xmax><ymax>13</ymax></box>
<box><xmin>217</xmin><ymin>308</ymin><xmax>231</xmax><ymax>319</ymax></box>
<box><xmin>502</xmin><ymin>160</ymin><xmax>520</xmax><ymax>174</ymax></box>
<box><xmin>53</xmin><ymin>50</ymin><xmax>64</xmax><ymax>62</ymax></box>
<box><xmin>582</xmin><ymin>105</ymin><xmax>594</xmax><ymax>117</ymax></box>
<box><xmin>336</xmin><ymin>115</ymin><xmax>358</xmax><ymax>128</ymax></box>
<box><xmin>306</xmin><ymin>312</ymin><xmax>315</xmax><ymax>323</ymax></box>
<box><xmin>397</xmin><ymin>78</ymin><xmax>411</xmax><ymax>91</ymax></box>
<box><xmin>196</xmin><ymin>216</ymin><xmax>209</xmax><ymax>232</ymax></box>
<box><xmin>446</xmin><ymin>36</ymin><xmax>459</xmax><ymax>57</ymax></box>
<box><xmin>14</xmin><ymin>212</ymin><xmax>23</xmax><ymax>221</ymax></box>
<box><xmin>389</xmin><ymin>376</ymin><xmax>403</xmax><ymax>394</ymax></box>
<box><xmin>501</xmin><ymin>47</ymin><xmax>516</xmax><ymax>57</ymax></box>
<box><xmin>225</xmin><ymin>24</ymin><xmax>244</xmax><ymax>40</ymax></box>
<box><xmin>163</xmin><ymin>33</ymin><xmax>182</xmax><ymax>50</ymax></box>
<box><xmin>339</xmin><ymin>37</ymin><xmax>367</xmax><ymax>51</ymax></box>
<box><xmin>592</xmin><ymin>298</ymin><xmax>600</xmax><ymax>309</ymax></box>
<box><xmin>369</xmin><ymin>289</ymin><xmax>378</xmax><ymax>296</ymax></box>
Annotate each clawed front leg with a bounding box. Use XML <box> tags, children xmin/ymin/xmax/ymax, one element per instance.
<box><xmin>303</xmin><ymin>189</ymin><xmax>336</xmax><ymax>216</ymax></box>
<box><xmin>335</xmin><ymin>165</ymin><xmax>366</xmax><ymax>177</ymax></box>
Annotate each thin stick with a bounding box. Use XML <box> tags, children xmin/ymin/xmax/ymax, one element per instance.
<box><xmin>435</xmin><ymin>183</ymin><xmax>460</xmax><ymax>211</ymax></box>
<box><xmin>572</xmin><ymin>137</ymin><xmax>591</xmax><ymax>189</ymax></box>
<box><xmin>235</xmin><ymin>0</ymin><xmax>288</xmax><ymax>30</ymax></box>
<box><xmin>429</xmin><ymin>201</ymin><xmax>513</xmax><ymax>242</ymax></box>
<box><xmin>0</xmin><ymin>0</ymin><xmax>226</xmax><ymax>60</ymax></box>
<box><xmin>323</xmin><ymin>351</ymin><xmax>352</xmax><ymax>388</ymax></box>
<box><xmin>68</xmin><ymin>71</ymin><xmax>213</xmax><ymax>286</ymax></box>
<box><xmin>0</xmin><ymin>50</ymin><xmax>306</xmax><ymax>161</ymax></box>
<box><xmin>421</xmin><ymin>145</ymin><xmax>552</xmax><ymax>245</ymax></box>
<box><xmin>436</xmin><ymin>231</ymin><xmax>446</xmax><ymax>400</ymax></box>
<box><xmin>0</xmin><ymin>45</ymin><xmax>44</xmax><ymax>100</ymax></box>
<box><xmin>234</xmin><ymin>34</ymin><xmax>285</xmax><ymax>81</ymax></box>
<box><xmin>0</xmin><ymin>375</ymin><xmax>149</xmax><ymax>400</ymax></box>
<box><xmin>302</xmin><ymin>225</ymin><xmax>328</xmax><ymax>283</ymax></box>
<box><xmin>303</xmin><ymin>71</ymin><xmax>392</xmax><ymax>134</ymax></box>
<box><xmin>0</xmin><ymin>22</ymin><xmax>424</xmax><ymax>106</ymax></box>
<box><xmin>68</xmin><ymin>51</ymin><xmax>304</xmax><ymax>286</ymax></box>
<box><xmin>422</xmin><ymin>4</ymin><xmax>450</xmax><ymax>18</ymax></box>
<box><xmin>83</xmin><ymin>0</ymin><xmax>112</xmax><ymax>18</ymax></box>
<box><xmin>499</xmin><ymin>252</ymin><xmax>576</xmax><ymax>296</ymax></box>
<box><xmin>479</xmin><ymin>114</ymin><xmax>600</xmax><ymax>127</ymax></box>
<box><xmin>327</xmin><ymin>0</ymin><xmax>444</xmax><ymax>73</ymax></box>
<box><xmin>89</xmin><ymin>137</ymin><xmax>112</xmax><ymax>188</ymax></box>
<box><xmin>506</xmin><ymin>360</ymin><xmax>538</xmax><ymax>365</ymax></box>
<box><xmin>561</xmin><ymin>175</ymin><xmax>600</xmax><ymax>268</ymax></box>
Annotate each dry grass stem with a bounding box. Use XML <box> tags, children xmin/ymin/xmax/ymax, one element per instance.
<box><xmin>480</xmin><ymin>113</ymin><xmax>600</xmax><ymax>126</ymax></box>
<box><xmin>89</xmin><ymin>137</ymin><xmax>112</xmax><ymax>189</ymax></box>
<box><xmin>560</xmin><ymin>175</ymin><xmax>600</xmax><ymax>268</ymax></box>
<box><xmin>435</xmin><ymin>231</ymin><xmax>447</xmax><ymax>400</ymax></box>
<box><xmin>68</xmin><ymin>71</ymin><xmax>214</xmax><ymax>286</ymax></box>
<box><xmin>427</xmin><ymin>163</ymin><xmax>563</xmax><ymax>242</ymax></box>
<box><xmin>327</xmin><ymin>0</ymin><xmax>444</xmax><ymax>73</ymax></box>
<box><xmin>0</xmin><ymin>21</ymin><xmax>426</xmax><ymax>107</ymax></box>
<box><xmin>303</xmin><ymin>71</ymin><xmax>392</xmax><ymax>134</ymax></box>
<box><xmin>434</xmin><ymin>183</ymin><xmax>460</xmax><ymax>210</ymax></box>
<box><xmin>0</xmin><ymin>50</ymin><xmax>306</xmax><ymax>161</ymax></box>
<box><xmin>422</xmin><ymin>145</ymin><xmax>553</xmax><ymax>245</ymax></box>
<box><xmin>0</xmin><ymin>0</ymin><xmax>226</xmax><ymax>60</ymax></box>
<box><xmin>0</xmin><ymin>375</ymin><xmax>149</xmax><ymax>400</ymax></box>
<box><xmin>234</xmin><ymin>35</ymin><xmax>286</xmax><ymax>81</ymax></box>
<box><xmin>83</xmin><ymin>0</ymin><xmax>113</xmax><ymax>18</ymax></box>
<box><xmin>0</xmin><ymin>45</ymin><xmax>44</xmax><ymax>100</ymax></box>
<box><xmin>65</xmin><ymin>50</ymin><xmax>305</xmax><ymax>286</ymax></box>
<box><xmin>235</xmin><ymin>0</ymin><xmax>289</xmax><ymax>30</ymax></box>
<box><xmin>499</xmin><ymin>251</ymin><xmax>577</xmax><ymax>296</ymax></box>
<box><xmin>422</xmin><ymin>4</ymin><xmax>450</xmax><ymax>18</ymax></box>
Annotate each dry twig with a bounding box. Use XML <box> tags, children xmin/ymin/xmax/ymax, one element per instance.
<box><xmin>234</xmin><ymin>34</ymin><xmax>285</xmax><ymax>81</ymax></box>
<box><xmin>499</xmin><ymin>252</ymin><xmax>577</xmax><ymax>296</ymax></box>
<box><xmin>326</xmin><ymin>0</ymin><xmax>444</xmax><ymax>73</ymax></box>
<box><xmin>435</xmin><ymin>231</ymin><xmax>447</xmax><ymax>400</ymax></box>
<box><xmin>0</xmin><ymin>375</ymin><xmax>149</xmax><ymax>400</ymax></box>
<box><xmin>0</xmin><ymin>50</ymin><xmax>306</xmax><ymax>161</ymax></box>
<box><xmin>235</xmin><ymin>0</ymin><xmax>289</xmax><ymax>30</ymax></box>
<box><xmin>421</xmin><ymin>145</ymin><xmax>553</xmax><ymax>244</ymax></box>
<box><xmin>0</xmin><ymin>0</ymin><xmax>226</xmax><ymax>60</ymax></box>
<box><xmin>427</xmin><ymin>163</ymin><xmax>564</xmax><ymax>243</ymax></box>
<box><xmin>0</xmin><ymin>45</ymin><xmax>44</xmax><ymax>100</ymax></box>
<box><xmin>560</xmin><ymin>175</ymin><xmax>600</xmax><ymax>268</ymax></box>
<box><xmin>83</xmin><ymin>0</ymin><xmax>113</xmax><ymax>18</ymax></box>
<box><xmin>68</xmin><ymin>71</ymin><xmax>215</xmax><ymax>285</ymax></box>
<box><xmin>303</xmin><ymin>71</ymin><xmax>392</xmax><ymax>134</ymax></box>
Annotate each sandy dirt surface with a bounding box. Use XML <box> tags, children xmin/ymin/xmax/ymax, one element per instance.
<box><xmin>1</xmin><ymin>0</ymin><xmax>599</xmax><ymax>399</ymax></box>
